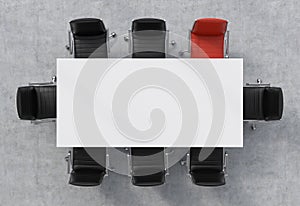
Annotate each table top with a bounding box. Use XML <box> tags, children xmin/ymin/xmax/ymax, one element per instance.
<box><xmin>57</xmin><ymin>58</ymin><xmax>243</xmax><ymax>147</ymax></box>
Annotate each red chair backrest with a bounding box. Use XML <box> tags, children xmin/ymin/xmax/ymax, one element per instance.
<box><xmin>191</xmin><ymin>18</ymin><xmax>228</xmax><ymax>58</ymax></box>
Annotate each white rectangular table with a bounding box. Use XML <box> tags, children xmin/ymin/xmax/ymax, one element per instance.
<box><xmin>57</xmin><ymin>58</ymin><xmax>243</xmax><ymax>147</ymax></box>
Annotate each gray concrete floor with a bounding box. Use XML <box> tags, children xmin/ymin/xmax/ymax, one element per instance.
<box><xmin>1</xmin><ymin>0</ymin><xmax>300</xmax><ymax>205</ymax></box>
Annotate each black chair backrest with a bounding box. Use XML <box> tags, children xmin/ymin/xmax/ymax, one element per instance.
<box><xmin>263</xmin><ymin>87</ymin><xmax>284</xmax><ymax>120</ymax></box>
<box><xmin>17</xmin><ymin>86</ymin><xmax>56</xmax><ymax>120</ymax></box>
<box><xmin>69</xmin><ymin>147</ymin><xmax>106</xmax><ymax>187</ymax></box>
<box><xmin>243</xmin><ymin>87</ymin><xmax>283</xmax><ymax>120</ymax></box>
<box><xmin>70</xmin><ymin>18</ymin><xmax>107</xmax><ymax>58</ymax></box>
<box><xmin>131</xmin><ymin>147</ymin><xmax>165</xmax><ymax>186</ymax></box>
<box><xmin>131</xmin><ymin>18</ymin><xmax>166</xmax><ymax>58</ymax></box>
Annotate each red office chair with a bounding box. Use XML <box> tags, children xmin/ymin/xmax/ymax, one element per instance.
<box><xmin>183</xmin><ymin>19</ymin><xmax>229</xmax><ymax>187</ymax></box>
<box><xmin>190</xmin><ymin>18</ymin><xmax>228</xmax><ymax>58</ymax></box>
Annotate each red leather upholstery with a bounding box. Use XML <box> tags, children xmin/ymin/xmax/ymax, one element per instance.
<box><xmin>191</xmin><ymin>18</ymin><xmax>228</xmax><ymax>58</ymax></box>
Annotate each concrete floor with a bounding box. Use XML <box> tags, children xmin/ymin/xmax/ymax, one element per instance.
<box><xmin>1</xmin><ymin>0</ymin><xmax>300</xmax><ymax>205</ymax></box>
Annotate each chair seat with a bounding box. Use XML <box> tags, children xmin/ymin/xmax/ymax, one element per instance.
<box><xmin>69</xmin><ymin>170</ymin><xmax>106</xmax><ymax>187</ymax></box>
<box><xmin>132</xmin><ymin>171</ymin><xmax>165</xmax><ymax>187</ymax></box>
<box><xmin>243</xmin><ymin>87</ymin><xmax>265</xmax><ymax>120</ymax></box>
<box><xmin>35</xmin><ymin>86</ymin><xmax>56</xmax><ymax>119</ymax></box>
<box><xmin>190</xmin><ymin>170</ymin><xmax>225</xmax><ymax>186</ymax></box>
<box><xmin>73</xmin><ymin>162</ymin><xmax>105</xmax><ymax>171</ymax></box>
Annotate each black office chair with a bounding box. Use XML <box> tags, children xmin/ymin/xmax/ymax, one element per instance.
<box><xmin>66</xmin><ymin>18</ymin><xmax>116</xmax><ymax>58</ymax></box>
<box><xmin>65</xmin><ymin>19</ymin><xmax>113</xmax><ymax>186</ymax></box>
<box><xmin>188</xmin><ymin>148</ymin><xmax>227</xmax><ymax>186</ymax></box>
<box><xmin>127</xmin><ymin>18</ymin><xmax>167</xmax><ymax>58</ymax></box>
<box><xmin>129</xmin><ymin>148</ymin><xmax>166</xmax><ymax>186</ymax></box>
<box><xmin>65</xmin><ymin>147</ymin><xmax>107</xmax><ymax>187</ymax></box>
<box><xmin>16</xmin><ymin>77</ymin><xmax>56</xmax><ymax>123</ymax></box>
<box><xmin>125</xmin><ymin>18</ymin><xmax>168</xmax><ymax>186</ymax></box>
<box><xmin>244</xmin><ymin>79</ymin><xmax>283</xmax><ymax>129</ymax></box>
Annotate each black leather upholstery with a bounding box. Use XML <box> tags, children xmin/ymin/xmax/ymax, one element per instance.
<box><xmin>131</xmin><ymin>148</ymin><xmax>165</xmax><ymax>186</ymax></box>
<box><xmin>243</xmin><ymin>87</ymin><xmax>283</xmax><ymax>120</ymax></box>
<box><xmin>35</xmin><ymin>86</ymin><xmax>56</xmax><ymax>119</ymax></box>
<box><xmin>17</xmin><ymin>86</ymin><xmax>37</xmax><ymax>120</ymax></box>
<box><xmin>69</xmin><ymin>147</ymin><xmax>106</xmax><ymax>187</ymax></box>
<box><xmin>132</xmin><ymin>18</ymin><xmax>166</xmax><ymax>31</ymax></box>
<box><xmin>70</xmin><ymin>18</ymin><xmax>107</xmax><ymax>58</ymax></box>
<box><xmin>68</xmin><ymin>18</ymin><xmax>108</xmax><ymax>187</ymax></box>
<box><xmin>17</xmin><ymin>86</ymin><xmax>56</xmax><ymax>120</ymax></box>
<box><xmin>131</xmin><ymin>18</ymin><xmax>166</xmax><ymax>58</ymax></box>
<box><xmin>132</xmin><ymin>171</ymin><xmax>165</xmax><ymax>186</ymax></box>
<box><xmin>70</xmin><ymin>18</ymin><xmax>106</xmax><ymax>36</ymax></box>
<box><xmin>189</xmin><ymin>148</ymin><xmax>225</xmax><ymax>186</ymax></box>
<box><xmin>129</xmin><ymin>18</ymin><xmax>167</xmax><ymax>186</ymax></box>
<box><xmin>243</xmin><ymin>87</ymin><xmax>265</xmax><ymax>120</ymax></box>
<box><xmin>263</xmin><ymin>87</ymin><xmax>284</xmax><ymax>120</ymax></box>
<box><xmin>69</xmin><ymin>170</ymin><xmax>105</xmax><ymax>187</ymax></box>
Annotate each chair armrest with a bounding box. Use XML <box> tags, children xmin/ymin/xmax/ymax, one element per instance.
<box><xmin>65</xmin><ymin>151</ymin><xmax>71</xmax><ymax>174</ymax></box>
<box><xmin>105</xmin><ymin>148</ymin><xmax>110</xmax><ymax>176</ymax></box>
<box><xmin>30</xmin><ymin>118</ymin><xmax>56</xmax><ymax>125</ymax></box>
<box><xmin>223</xmin><ymin>151</ymin><xmax>228</xmax><ymax>176</ymax></box>
<box><xmin>186</xmin><ymin>152</ymin><xmax>190</xmax><ymax>174</ymax></box>
<box><xmin>245</xmin><ymin>79</ymin><xmax>270</xmax><ymax>87</ymax></box>
<box><xmin>127</xmin><ymin>149</ymin><xmax>132</xmax><ymax>177</ymax></box>
<box><xmin>164</xmin><ymin>148</ymin><xmax>169</xmax><ymax>176</ymax></box>
<box><xmin>65</xmin><ymin>30</ymin><xmax>73</xmax><ymax>55</ymax></box>
<box><xmin>179</xmin><ymin>30</ymin><xmax>191</xmax><ymax>57</ymax></box>
<box><xmin>123</xmin><ymin>30</ymin><xmax>132</xmax><ymax>54</ymax></box>
<box><xmin>28</xmin><ymin>76</ymin><xmax>56</xmax><ymax>86</ymax></box>
<box><xmin>225</xmin><ymin>30</ymin><xmax>229</xmax><ymax>58</ymax></box>
<box><xmin>123</xmin><ymin>30</ymin><xmax>131</xmax><ymax>42</ymax></box>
